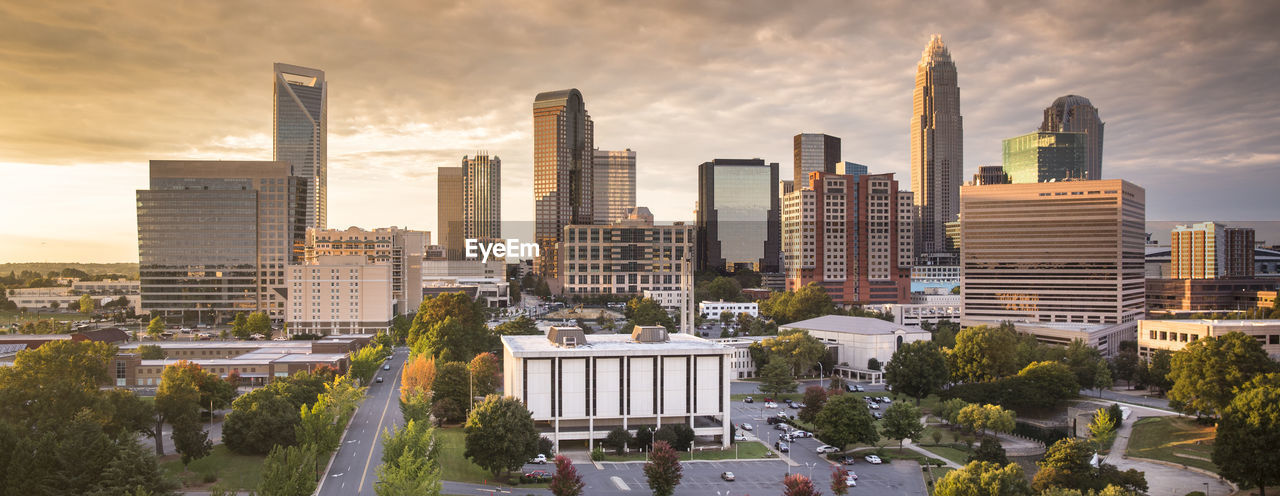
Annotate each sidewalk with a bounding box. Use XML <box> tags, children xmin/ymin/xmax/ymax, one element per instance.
<box><xmin>1104</xmin><ymin>413</ymin><xmax>1234</xmax><ymax>496</ymax></box>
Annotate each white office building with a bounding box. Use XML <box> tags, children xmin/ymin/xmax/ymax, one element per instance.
<box><xmin>643</xmin><ymin>290</ymin><xmax>683</xmax><ymax>312</ymax></box>
<box><xmin>779</xmin><ymin>315</ymin><xmax>931</xmax><ymax>383</ymax></box>
<box><xmin>698</xmin><ymin>300</ymin><xmax>759</xmax><ymax>319</ymax></box>
<box><xmin>501</xmin><ymin>326</ymin><xmax>732</xmax><ymax>451</ymax></box>
<box><xmin>286</xmin><ymin>255</ymin><xmax>394</xmax><ymax>335</ymax></box>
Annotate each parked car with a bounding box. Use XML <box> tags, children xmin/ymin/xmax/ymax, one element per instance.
<box><xmin>844</xmin><ymin>474</ymin><xmax>858</xmax><ymax>487</ymax></box>
<box><xmin>794</xmin><ymin>402</ymin><xmax>807</xmax><ymax>409</ymax></box>
<box><xmin>775</xmin><ymin>441</ymin><xmax>789</xmax><ymax>452</ymax></box>
<box><xmin>881</xmin><ymin>396</ymin><xmax>892</xmax><ymax>403</ymax></box>
<box><xmin>854</xmin><ymin>385</ymin><xmax>865</xmax><ymax>392</ymax></box>
<box><xmin>529</xmin><ymin>454</ymin><xmax>547</xmax><ymax>464</ymax></box>
<box><xmin>721</xmin><ymin>471</ymin><xmax>736</xmax><ymax>481</ymax></box>
<box><xmin>777</xmin><ymin>411</ymin><xmax>793</xmax><ymax>419</ymax></box>
<box><xmin>791</xmin><ymin>430</ymin><xmax>811</xmax><ymax>438</ymax></box>
<box><xmin>383</xmin><ymin>364</ymin><xmax>391</xmax><ymax>370</ymax></box>
<box><xmin>816</xmin><ymin>445</ymin><xmax>839</xmax><ymax>454</ymax></box>
<box><xmin>522</xmin><ymin>470</ymin><xmax>552</xmax><ymax>482</ymax></box>
<box><xmin>845</xmin><ymin>383</ymin><xmax>856</xmax><ymax>392</ymax></box>
<box><xmin>744</xmin><ymin>396</ymin><xmax>754</xmax><ymax>403</ymax></box>
<box><xmin>774</xmin><ymin>423</ymin><xmax>790</xmax><ymax>431</ymax></box>
<box><xmin>839</xmin><ymin>456</ymin><xmax>857</xmax><ymax>465</ymax></box>
<box><xmin>766</xmin><ymin>417</ymin><xmax>782</xmax><ymax>425</ymax></box>
<box><xmin>873</xmin><ymin>411</ymin><xmax>883</xmax><ymax>420</ymax></box>
<box><xmin>864</xmin><ymin>455</ymin><xmax>883</xmax><ymax>464</ymax></box>
<box><xmin>788</xmin><ymin>402</ymin><xmax>800</xmax><ymax>409</ymax></box>
<box><xmin>868</xmin><ymin>402</ymin><xmax>879</xmax><ymax>410</ymax></box>
<box><xmin>847</xmin><ymin>471</ymin><xmax>858</xmax><ymax>480</ymax></box>
<box><xmin>740</xmin><ymin>422</ymin><xmax>753</xmax><ymax>431</ymax></box>
<box><xmin>764</xmin><ymin>401</ymin><xmax>778</xmax><ymax>408</ymax></box>
<box><xmin>780</xmin><ymin>433</ymin><xmax>793</xmax><ymax>442</ymax></box>
<box><xmin>734</xmin><ymin>432</ymin><xmax>748</xmax><ymax>441</ymax></box>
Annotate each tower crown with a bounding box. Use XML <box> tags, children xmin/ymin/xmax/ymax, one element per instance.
<box><xmin>920</xmin><ymin>34</ymin><xmax>953</xmax><ymax>65</ymax></box>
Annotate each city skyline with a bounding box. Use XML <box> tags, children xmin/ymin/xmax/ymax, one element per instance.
<box><xmin>3</xmin><ymin>1</ymin><xmax>1279</xmax><ymax>262</ymax></box>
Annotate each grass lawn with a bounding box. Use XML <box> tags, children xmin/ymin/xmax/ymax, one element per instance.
<box><xmin>599</xmin><ymin>441</ymin><xmax>770</xmax><ymax>462</ymax></box>
<box><xmin>844</xmin><ymin>446</ymin><xmax>947</xmax><ymax>467</ymax></box>
<box><xmin>1126</xmin><ymin>416</ymin><xmax>1218</xmax><ymax>473</ymax></box>
<box><xmin>159</xmin><ymin>445</ymin><xmax>265</xmax><ymax>491</ymax></box>
<box><xmin>0</xmin><ymin>310</ymin><xmax>86</xmax><ymax>326</ymax></box>
<box><xmin>921</xmin><ymin>444</ymin><xmax>971</xmax><ymax>466</ymax></box>
<box><xmin>435</xmin><ymin>427</ymin><xmax>548</xmax><ymax>488</ymax></box>
<box><xmin>925</xmin><ymin>466</ymin><xmax>955</xmax><ymax>495</ymax></box>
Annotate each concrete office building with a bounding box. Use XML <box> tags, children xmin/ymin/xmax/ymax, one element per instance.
<box><xmin>534</xmin><ymin>89</ymin><xmax>594</xmax><ymax>278</ymax></box>
<box><xmin>501</xmin><ymin>327</ymin><xmax>733</xmax><ymax>450</ymax></box>
<box><xmin>782</xmin><ymin>172</ymin><xmax>913</xmax><ymax>304</ymax></box>
<box><xmin>303</xmin><ymin>226</ymin><xmax>426</xmax><ymax>315</ymax></box>
<box><xmin>1138</xmin><ymin>319</ymin><xmax>1280</xmax><ymax>359</ymax></box>
<box><xmin>1171</xmin><ymin>222</ymin><xmax>1255</xmax><ymax>279</ymax></box>
<box><xmin>793</xmin><ymin>133</ymin><xmax>841</xmax><ymax>184</ymax></box>
<box><xmin>867</xmin><ymin>302</ymin><xmax>962</xmax><ymax>327</ymax></box>
<box><xmin>286</xmin><ymin>256</ymin><xmax>393</xmax><ymax>335</ymax></box>
<box><xmin>592</xmin><ymin>149</ymin><xmax>636</xmax><ymax>224</ymax></box>
<box><xmin>422</xmin><ymin>260</ymin><xmax>511</xmax><ymax>308</ymax></box>
<box><xmin>643</xmin><ymin>290</ymin><xmax>684</xmax><ymax>313</ymax></box>
<box><xmin>779</xmin><ymin>180</ymin><xmax>794</xmax><ymax>197</ymax></box>
<box><xmin>462</xmin><ymin>154</ymin><xmax>502</xmax><ymax>241</ymax></box>
<box><xmin>437</xmin><ymin>166</ymin><xmax>465</xmax><ymax>259</ymax></box>
<box><xmin>959</xmin><ymin>319</ymin><xmax>1133</xmax><ymax>356</ymax></box>
<box><xmin>558</xmin><ymin>207</ymin><xmax>693</xmax><ymax>297</ymax></box>
<box><xmin>696</xmin><ymin>159</ymin><xmax>780</xmax><ymax>273</ymax></box>
<box><xmin>1040</xmin><ymin>95</ymin><xmax>1104</xmax><ymax>180</ymax></box>
<box><xmin>973</xmin><ymin>165</ymin><xmax>1009</xmax><ymax>185</ymax></box>
<box><xmin>137</xmin><ymin>160</ymin><xmax>306</xmax><ymax>323</ymax></box>
<box><xmin>698</xmin><ymin>301</ymin><xmax>759</xmax><ymax>319</ymax></box>
<box><xmin>714</xmin><ymin>336</ymin><xmax>766</xmax><ymax>379</ymax></box>
<box><xmin>273</xmin><ymin>63</ymin><xmax>327</xmax><ymax>230</ymax></box>
<box><xmin>961</xmin><ymin>180</ymin><xmax>1145</xmax><ymax>335</ymax></box>
<box><xmin>779</xmin><ymin>315</ymin><xmax>931</xmax><ymax>383</ymax></box>
<box><xmin>1002</xmin><ymin>131</ymin><xmax>1090</xmax><ymax>183</ymax></box>
<box><xmin>911</xmin><ymin>35</ymin><xmax>964</xmax><ymax>266</ymax></box>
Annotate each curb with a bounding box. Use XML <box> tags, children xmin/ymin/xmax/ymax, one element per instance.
<box><xmin>312</xmin><ymin>398</ymin><xmax>363</xmax><ymax>496</ymax></box>
<box><xmin>1121</xmin><ymin>455</ymin><xmax>1238</xmax><ymax>492</ymax></box>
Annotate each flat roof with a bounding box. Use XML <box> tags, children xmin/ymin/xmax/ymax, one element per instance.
<box><xmin>1145</xmin><ymin>319</ymin><xmax>1280</xmax><ymax>326</ymax></box>
<box><xmin>781</xmin><ymin>315</ymin><xmax>927</xmax><ymax>335</ymax></box>
<box><xmin>119</xmin><ymin>341</ymin><xmax>311</xmax><ymax>350</ymax></box>
<box><xmin>138</xmin><ymin>352</ymin><xmax>346</xmax><ymax>367</ymax></box>
<box><xmin>0</xmin><ymin>334</ymin><xmax>71</xmax><ymax>340</ymax></box>
<box><xmin>502</xmin><ymin>333</ymin><xmax>730</xmax><ymax>357</ymax></box>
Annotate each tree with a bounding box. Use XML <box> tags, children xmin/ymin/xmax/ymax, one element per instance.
<box><xmin>758</xmin><ymin>360</ymin><xmax>797</xmax><ymax>397</ymax></box>
<box><xmin>1014</xmin><ymin>361</ymin><xmax>1080</xmax><ymax>408</ymax></box>
<box><xmin>799</xmin><ymin>385</ymin><xmax>828</xmax><ymax>423</ymax></box>
<box><xmin>549</xmin><ymin>454</ymin><xmax>585</xmax><ymax>496</ymax></box>
<box><xmin>146</xmin><ymin>316</ymin><xmax>165</xmax><ymax>339</ymax></box>
<box><xmin>411</xmin><ymin>316</ymin><xmax>491</xmax><ymax>363</ymax></box>
<box><xmin>1033</xmin><ymin>438</ymin><xmax>1147</xmax><ymax>494</ymax></box>
<box><xmin>136</xmin><ymin>344</ymin><xmax>165</xmax><ymax>359</ymax></box>
<box><xmin>1064</xmin><ymin>339</ymin><xmax>1105</xmax><ymax>391</ymax></box>
<box><xmin>884</xmin><ymin>341</ymin><xmax>949</xmax><ymax>404</ymax></box>
<box><xmin>760</xmin><ymin>330</ymin><xmax>827</xmax><ymax>376</ymax></box>
<box><xmin>1145</xmin><ymin>349</ymin><xmax>1173</xmax><ymax>394</ymax></box>
<box><xmin>1111</xmin><ymin>342</ymin><xmax>1139</xmax><ymax>388</ymax></box>
<box><xmin>348</xmin><ymin>344</ymin><xmax>387</xmax><ymax>385</ymax></box>
<box><xmin>760</xmin><ymin>282</ymin><xmax>837</xmax><ymax>324</ymax></box>
<box><xmin>408</xmin><ymin>292</ymin><xmax>488</xmax><ymax>351</ymax></box>
<box><xmin>79</xmin><ymin>294</ymin><xmax>94</xmax><ymax>314</ymax></box>
<box><xmin>463</xmin><ymin>395</ymin><xmax>539</xmax><ymax>479</ymax></box>
<box><xmin>153</xmin><ymin>361</ymin><xmax>203</xmax><ymax>456</ymax></box>
<box><xmin>956</xmin><ymin>404</ymin><xmax>1015</xmax><ymax>438</ymax></box>
<box><xmin>782</xmin><ymin>473</ymin><xmax>821</xmax><ymax>496</ymax></box>
<box><xmin>296</xmin><ymin>397</ymin><xmax>340</xmax><ymax>455</ymax></box>
<box><xmin>881</xmin><ymin>401</ymin><xmax>924</xmax><ymax>449</ymax></box>
<box><xmin>604</xmin><ymin>427</ymin><xmax>634</xmax><ymax>455</ymax></box>
<box><xmin>642</xmin><ymin>441</ymin><xmax>683</xmax><ymax>496</ymax></box>
<box><xmin>1212</xmin><ymin>373</ymin><xmax>1280</xmax><ymax>496</ymax></box>
<box><xmin>381</xmin><ymin>419</ymin><xmax>438</xmax><ymax>466</ymax></box>
<box><xmin>375</xmin><ymin>447</ymin><xmax>442</xmax><ymax>496</ymax></box>
<box><xmin>223</xmin><ymin>388</ymin><xmax>299</xmax><ymax>454</ymax></box>
<box><xmin>624</xmin><ymin>297</ymin><xmax>675</xmax><ymax>332</ymax></box>
<box><xmin>969</xmin><ymin>437</ymin><xmax>1008</xmax><ymax>465</ymax></box>
<box><xmin>231</xmin><ymin>312</ymin><xmax>250</xmax><ymax>340</ymax></box>
<box><xmin>257</xmin><ymin>444</ymin><xmax>318</xmax><ymax>496</ymax></box>
<box><xmin>830</xmin><ymin>466</ymin><xmax>850</xmax><ymax>495</ymax></box>
<box><xmin>173</xmin><ymin>423</ymin><xmax>213</xmax><ymax>469</ymax></box>
<box><xmin>827</xmin><ymin>375</ymin><xmax>847</xmax><ymax>393</ymax></box>
<box><xmin>494</xmin><ymin>315</ymin><xmax>540</xmax><ymax>335</ymax></box>
<box><xmin>245</xmin><ymin>311</ymin><xmax>272</xmax><ymax>338</ymax></box>
<box><xmin>814</xmin><ymin>394</ymin><xmax>879</xmax><ymax>451</ymax></box>
<box><xmin>704</xmin><ymin>276</ymin><xmax>742</xmax><ymax>302</ymax></box>
<box><xmin>1088</xmin><ymin>407</ymin><xmax>1118</xmax><ymax>446</ymax></box>
<box><xmin>467</xmin><ymin>352</ymin><xmax>500</xmax><ymax>398</ymax></box>
<box><xmin>937</xmin><ymin>398</ymin><xmax>970</xmax><ymax>425</ymax></box>
<box><xmin>431</xmin><ymin>361</ymin><xmax>471</xmax><ymax>423</ymax></box>
<box><xmin>1168</xmin><ymin>331</ymin><xmax>1276</xmax><ymax>417</ymax></box>
<box><xmin>949</xmin><ymin>325</ymin><xmax>1019</xmax><ymax>382</ymax></box>
<box><xmin>389</xmin><ymin>314</ymin><xmax>413</xmax><ymax>345</ymax></box>
<box><xmin>934</xmin><ymin>461</ymin><xmax>1033</xmax><ymax>496</ymax></box>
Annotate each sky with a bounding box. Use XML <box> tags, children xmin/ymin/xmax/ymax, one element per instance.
<box><xmin>1</xmin><ymin>0</ymin><xmax>1278</xmax><ymax>263</ymax></box>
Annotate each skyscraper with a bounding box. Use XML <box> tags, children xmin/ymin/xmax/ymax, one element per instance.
<box><xmin>793</xmin><ymin>133</ymin><xmax>841</xmax><ymax>185</ymax></box>
<box><xmin>592</xmin><ymin>148</ymin><xmax>636</xmax><ymax>224</ymax></box>
<box><xmin>910</xmin><ymin>35</ymin><xmax>963</xmax><ymax>265</ymax></box>
<box><xmin>1001</xmin><ymin>131</ymin><xmax>1088</xmax><ymax>183</ymax></box>
<box><xmin>273</xmin><ymin>63</ymin><xmax>327</xmax><ymax>230</ymax></box>
<box><xmin>137</xmin><ymin>161</ymin><xmax>306</xmax><ymax>323</ymax></box>
<box><xmin>973</xmin><ymin>165</ymin><xmax>1009</xmax><ymax>185</ymax></box>
<box><xmin>533</xmin><ymin>89</ymin><xmax>594</xmax><ymax>277</ymax></box>
<box><xmin>1040</xmin><ymin>95</ymin><xmax>1104</xmax><ymax>180</ymax></box>
<box><xmin>696</xmin><ymin>159</ymin><xmax>780</xmax><ymax>273</ymax></box>
<box><xmin>437</xmin><ymin>166</ymin><xmax>464</xmax><ymax>259</ymax></box>
<box><xmin>463</xmin><ymin>154</ymin><xmax>502</xmax><ymax>240</ymax></box>
<box><xmin>1171</xmin><ymin>222</ymin><xmax>1256</xmax><ymax>279</ymax></box>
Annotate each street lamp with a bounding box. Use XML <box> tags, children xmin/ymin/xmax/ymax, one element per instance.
<box><xmin>805</xmin><ymin>462</ymin><xmax>817</xmax><ymax>481</ymax></box>
<box><xmin>817</xmin><ymin>363</ymin><xmax>825</xmax><ymax>390</ymax></box>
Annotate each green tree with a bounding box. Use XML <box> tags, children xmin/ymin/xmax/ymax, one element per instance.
<box><xmin>381</xmin><ymin>419</ymin><xmax>438</xmax><ymax>466</ymax></box>
<box><xmin>937</xmin><ymin>398</ymin><xmax>970</xmax><ymax>425</ymax></box>
<box><xmin>1088</xmin><ymin>407</ymin><xmax>1118</xmax><ymax>446</ymax></box>
<box><xmin>969</xmin><ymin>436</ymin><xmax>1009</xmax><ymax>465</ymax></box>
<box><xmin>1168</xmin><ymin>331</ymin><xmax>1276</xmax><ymax>417</ymax></box>
<box><xmin>759</xmin><ymin>283</ymin><xmax>837</xmax><ymax>324</ymax></box>
<box><xmin>494</xmin><ymin>315</ymin><xmax>540</xmax><ymax>335</ymax></box>
<box><xmin>173</xmin><ymin>423</ymin><xmax>213</xmax><ymax>469</ymax></box>
<box><xmin>884</xmin><ymin>340</ymin><xmax>949</xmax><ymax>404</ymax></box>
<box><xmin>760</xmin><ymin>330</ymin><xmax>826</xmax><ymax>376</ymax></box>
<box><xmin>758</xmin><ymin>360</ymin><xmax>797</xmax><ymax>397</ymax></box>
<box><xmin>957</xmin><ymin>404</ymin><xmax>1015</xmax><ymax>438</ymax></box>
<box><xmin>146</xmin><ymin>316</ymin><xmax>165</xmax><ymax>339</ymax></box>
<box><xmin>463</xmin><ymin>395</ymin><xmax>539</xmax><ymax>479</ymax></box>
<box><xmin>231</xmin><ymin>313</ymin><xmax>250</xmax><ymax>340</ymax></box>
<box><xmin>1015</xmin><ymin>361</ymin><xmax>1079</xmax><ymax>407</ymax></box>
<box><xmin>136</xmin><ymin>344</ymin><xmax>165</xmax><ymax>359</ymax></box>
<box><xmin>257</xmin><ymin>443</ymin><xmax>317</xmax><ymax>496</ymax></box>
<box><xmin>642</xmin><ymin>441</ymin><xmax>683</xmax><ymax>496</ymax></box>
<box><xmin>624</xmin><ymin>297</ymin><xmax>675</xmax><ymax>332</ymax></box>
<box><xmin>245</xmin><ymin>311</ymin><xmax>272</xmax><ymax>338</ymax></box>
<box><xmin>814</xmin><ymin>394</ymin><xmax>880</xmax><ymax>451</ymax></box>
<box><xmin>1064</xmin><ymin>339</ymin><xmax>1105</xmax><ymax>390</ymax></box>
<box><xmin>1145</xmin><ymin>349</ymin><xmax>1174</xmax><ymax>394</ymax></box>
<box><xmin>934</xmin><ymin>461</ymin><xmax>1033</xmax><ymax>496</ymax></box>
<box><xmin>798</xmin><ymin>385</ymin><xmax>828</xmax><ymax>423</ymax></box>
<box><xmin>348</xmin><ymin>344</ymin><xmax>387</xmax><ymax>385</ymax></box>
<box><xmin>549</xmin><ymin>454</ymin><xmax>585</xmax><ymax>496</ymax></box>
<box><xmin>79</xmin><ymin>294</ymin><xmax>94</xmax><ymax>314</ymax></box>
<box><xmin>604</xmin><ymin>427</ymin><xmax>634</xmax><ymax>455</ymax></box>
<box><xmin>390</xmin><ymin>314</ymin><xmax>412</xmax><ymax>344</ymax></box>
<box><xmin>1212</xmin><ymin>373</ymin><xmax>1280</xmax><ymax>496</ymax></box>
<box><xmin>152</xmin><ymin>362</ymin><xmax>203</xmax><ymax>456</ymax></box>
<box><xmin>296</xmin><ymin>397</ymin><xmax>339</xmax><ymax>455</ymax></box>
<box><xmin>431</xmin><ymin>361</ymin><xmax>471</xmax><ymax>423</ymax></box>
<box><xmin>704</xmin><ymin>276</ymin><xmax>742</xmax><ymax>302</ymax></box>
<box><xmin>407</xmin><ymin>292</ymin><xmax>488</xmax><ymax>350</ymax></box>
<box><xmin>375</xmin><ymin>447</ymin><xmax>442</xmax><ymax>496</ymax></box>
<box><xmin>1033</xmin><ymin>438</ymin><xmax>1147</xmax><ymax>493</ymax></box>
<box><xmin>411</xmin><ymin>316</ymin><xmax>490</xmax><ymax>363</ymax></box>
<box><xmin>223</xmin><ymin>388</ymin><xmax>299</xmax><ymax>454</ymax></box>
<box><xmin>881</xmin><ymin>401</ymin><xmax>924</xmax><ymax>448</ymax></box>
<box><xmin>467</xmin><ymin>352</ymin><xmax>500</xmax><ymax>398</ymax></box>
<box><xmin>782</xmin><ymin>473</ymin><xmax>820</xmax><ymax>496</ymax></box>
<box><xmin>950</xmin><ymin>325</ymin><xmax>1019</xmax><ymax>382</ymax></box>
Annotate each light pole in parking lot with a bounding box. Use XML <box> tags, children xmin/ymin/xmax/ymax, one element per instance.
<box><xmin>805</xmin><ymin>462</ymin><xmax>817</xmax><ymax>481</ymax></box>
<box><xmin>817</xmin><ymin>363</ymin><xmax>825</xmax><ymax>390</ymax></box>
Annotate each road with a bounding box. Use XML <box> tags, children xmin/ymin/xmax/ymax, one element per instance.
<box><xmin>316</xmin><ymin>347</ymin><xmax>408</xmax><ymax>496</ymax></box>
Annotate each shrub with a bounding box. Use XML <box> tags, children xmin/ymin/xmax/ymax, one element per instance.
<box><xmin>591</xmin><ymin>447</ymin><xmax>606</xmax><ymax>461</ymax></box>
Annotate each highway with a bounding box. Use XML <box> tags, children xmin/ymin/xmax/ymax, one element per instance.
<box><xmin>316</xmin><ymin>347</ymin><xmax>408</xmax><ymax>496</ymax></box>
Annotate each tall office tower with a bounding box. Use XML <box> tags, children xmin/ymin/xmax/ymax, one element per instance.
<box><xmin>782</xmin><ymin>172</ymin><xmax>912</xmax><ymax>304</ymax></box>
<box><xmin>779</xmin><ymin>180</ymin><xmax>794</xmax><ymax>197</ymax></box>
<box><xmin>273</xmin><ymin>63</ymin><xmax>327</xmax><ymax>230</ymax></box>
<box><xmin>1040</xmin><ymin>95</ymin><xmax>1104</xmax><ymax>180</ymax></box>
<box><xmin>137</xmin><ymin>161</ymin><xmax>306</xmax><ymax>323</ymax></box>
<box><xmin>533</xmin><ymin>89</ymin><xmax>594</xmax><ymax>277</ymax></box>
<box><xmin>1001</xmin><ymin>131</ymin><xmax>1088</xmax><ymax>183</ymax></box>
<box><xmin>1171</xmin><ymin>222</ymin><xmax>1256</xmax><ymax>279</ymax></box>
<box><xmin>462</xmin><ymin>154</ymin><xmax>502</xmax><ymax>240</ymax></box>
<box><xmin>437</xmin><ymin>167</ymin><xmax>465</xmax><ymax>259</ymax></box>
<box><xmin>910</xmin><ymin>35</ymin><xmax>963</xmax><ymax>265</ymax></box>
<box><xmin>960</xmin><ymin>179</ymin><xmax>1145</xmax><ymax>326</ymax></box>
<box><xmin>793</xmin><ymin>133</ymin><xmax>841</xmax><ymax>184</ymax></box>
<box><xmin>303</xmin><ymin>226</ymin><xmax>428</xmax><ymax>315</ymax></box>
<box><xmin>558</xmin><ymin>207</ymin><xmax>693</xmax><ymax>297</ymax></box>
<box><xmin>973</xmin><ymin>165</ymin><xmax>1009</xmax><ymax>185</ymax></box>
<box><xmin>591</xmin><ymin>148</ymin><xmax>636</xmax><ymax>224</ymax></box>
<box><xmin>835</xmin><ymin>161</ymin><xmax>868</xmax><ymax>177</ymax></box>
<box><xmin>696</xmin><ymin>159</ymin><xmax>780</xmax><ymax>273</ymax></box>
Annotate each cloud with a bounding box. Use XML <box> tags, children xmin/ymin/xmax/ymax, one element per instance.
<box><xmin>0</xmin><ymin>0</ymin><xmax>1277</xmax><ymax>261</ymax></box>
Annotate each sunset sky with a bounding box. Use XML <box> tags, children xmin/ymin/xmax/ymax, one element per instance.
<box><xmin>2</xmin><ymin>0</ymin><xmax>1278</xmax><ymax>262</ymax></box>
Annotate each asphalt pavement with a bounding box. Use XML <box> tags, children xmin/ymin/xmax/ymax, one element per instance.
<box><xmin>316</xmin><ymin>347</ymin><xmax>408</xmax><ymax>496</ymax></box>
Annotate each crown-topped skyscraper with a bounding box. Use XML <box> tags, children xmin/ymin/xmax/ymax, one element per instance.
<box><xmin>910</xmin><ymin>35</ymin><xmax>963</xmax><ymax>266</ymax></box>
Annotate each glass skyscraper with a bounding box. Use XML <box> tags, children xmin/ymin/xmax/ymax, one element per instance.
<box><xmin>1040</xmin><ymin>95</ymin><xmax>1104</xmax><ymax>180</ymax></box>
<box><xmin>273</xmin><ymin>63</ymin><xmax>327</xmax><ymax>230</ymax></box>
<box><xmin>533</xmin><ymin>89</ymin><xmax>593</xmax><ymax>277</ymax></box>
<box><xmin>592</xmin><ymin>148</ymin><xmax>636</xmax><ymax>224</ymax></box>
<box><xmin>793</xmin><ymin>133</ymin><xmax>841</xmax><ymax>185</ymax></box>
<box><xmin>696</xmin><ymin>159</ymin><xmax>780</xmax><ymax>273</ymax></box>
<box><xmin>463</xmin><ymin>153</ymin><xmax>502</xmax><ymax>240</ymax></box>
<box><xmin>910</xmin><ymin>35</ymin><xmax>963</xmax><ymax>265</ymax></box>
<box><xmin>1001</xmin><ymin>131</ymin><xmax>1089</xmax><ymax>183</ymax></box>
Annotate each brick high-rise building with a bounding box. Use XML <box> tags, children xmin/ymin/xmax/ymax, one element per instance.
<box><xmin>302</xmin><ymin>226</ymin><xmax>427</xmax><ymax>315</ymax></box>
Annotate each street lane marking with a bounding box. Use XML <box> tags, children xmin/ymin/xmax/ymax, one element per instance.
<box><xmin>357</xmin><ymin>355</ymin><xmax>399</xmax><ymax>494</ymax></box>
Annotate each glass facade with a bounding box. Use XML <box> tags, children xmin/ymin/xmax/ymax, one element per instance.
<box><xmin>592</xmin><ymin>149</ymin><xmax>636</xmax><ymax>224</ymax></box>
<box><xmin>1001</xmin><ymin>131</ymin><xmax>1088</xmax><ymax>184</ymax></box>
<box><xmin>273</xmin><ymin>63</ymin><xmax>327</xmax><ymax>230</ymax></box>
<box><xmin>533</xmin><ymin>89</ymin><xmax>593</xmax><ymax>277</ymax></box>
<box><xmin>696</xmin><ymin>159</ymin><xmax>780</xmax><ymax>273</ymax></box>
<box><xmin>463</xmin><ymin>154</ymin><xmax>502</xmax><ymax>240</ymax></box>
<box><xmin>911</xmin><ymin>35</ymin><xmax>963</xmax><ymax>262</ymax></box>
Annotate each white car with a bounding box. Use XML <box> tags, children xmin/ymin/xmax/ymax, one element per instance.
<box><xmin>792</xmin><ymin>430</ymin><xmax>811</xmax><ymax>438</ymax></box>
<box><xmin>864</xmin><ymin>455</ymin><xmax>882</xmax><ymax>464</ymax></box>
<box><xmin>868</xmin><ymin>402</ymin><xmax>879</xmax><ymax>409</ymax></box>
<box><xmin>740</xmin><ymin>423</ymin><xmax>753</xmax><ymax>431</ymax></box>
<box><xmin>845</xmin><ymin>475</ymin><xmax>857</xmax><ymax>487</ymax></box>
<box><xmin>817</xmin><ymin>445</ymin><xmax>839</xmax><ymax>454</ymax></box>
<box><xmin>734</xmin><ymin>432</ymin><xmax>748</xmax><ymax>441</ymax></box>
<box><xmin>529</xmin><ymin>454</ymin><xmax>547</xmax><ymax>464</ymax></box>
<box><xmin>764</xmin><ymin>401</ymin><xmax>778</xmax><ymax>408</ymax></box>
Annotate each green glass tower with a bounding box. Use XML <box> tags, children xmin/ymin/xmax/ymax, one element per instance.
<box><xmin>1001</xmin><ymin>131</ymin><xmax>1089</xmax><ymax>183</ymax></box>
